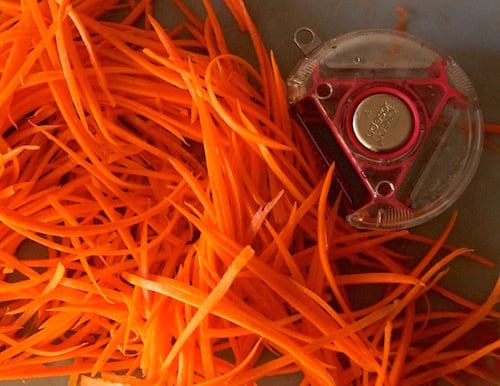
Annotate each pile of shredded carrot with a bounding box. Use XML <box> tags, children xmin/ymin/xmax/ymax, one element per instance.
<box><xmin>0</xmin><ymin>1</ymin><xmax>499</xmax><ymax>385</ymax></box>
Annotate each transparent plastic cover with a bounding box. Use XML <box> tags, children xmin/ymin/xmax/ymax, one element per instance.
<box><xmin>288</xmin><ymin>29</ymin><xmax>483</xmax><ymax>230</ymax></box>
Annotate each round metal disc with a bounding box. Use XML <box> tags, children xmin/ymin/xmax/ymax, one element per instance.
<box><xmin>352</xmin><ymin>93</ymin><xmax>413</xmax><ymax>152</ymax></box>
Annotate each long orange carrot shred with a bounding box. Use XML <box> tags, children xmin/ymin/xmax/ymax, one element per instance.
<box><xmin>0</xmin><ymin>1</ymin><xmax>498</xmax><ymax>385</ymax></box>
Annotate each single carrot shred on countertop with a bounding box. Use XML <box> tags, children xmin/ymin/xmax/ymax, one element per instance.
<box><xmin>485</xmin><ymin>123</ymin><xmax>500</xmax><ymax>135</ymax></box>
<box><xmin>0</xmin><ymin>1</ymin><xmax>498</xmax><ymax>385</ymax></box>
<box><xmin>393</xmin><ymin>6</ymin><xmax>408</xmax><ymax>31</ymax></box>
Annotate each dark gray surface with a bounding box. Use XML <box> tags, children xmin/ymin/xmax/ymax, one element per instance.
<box><xmin>2</xmin><ymin>1</ymin><xmax>499</xmax><ymax>385</ymax></box>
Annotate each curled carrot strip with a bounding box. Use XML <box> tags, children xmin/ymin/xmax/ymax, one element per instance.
<box><xmin>394</xmin><ymin>6</ymin><xmax>408</xmax><ymax>31</ymax></box>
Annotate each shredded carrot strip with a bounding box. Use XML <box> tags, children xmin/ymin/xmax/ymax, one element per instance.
<box><xmin>0</xmin><ymin>1</ymin><xmax>497</xmax><ymax>386</ymax></box>
<box><xmin>394</xmin><ymin>6</ymin><xmax>408</xmax><ymax>31</ymax></box>
<box><xmin>485</xmin><ymin>123</ymin><xmax>500</xmax><ymax>135</ymax></box>
<box><xmin>484</xmin><ymin>138</ymin><xmax>500</xmax><ymax>153</ymax></box>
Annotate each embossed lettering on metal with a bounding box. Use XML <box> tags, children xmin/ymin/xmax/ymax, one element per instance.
<box><xmin>352</xmin><ymin>93</ymin><xmax>413</xmax><ymax>152</ymax></box>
